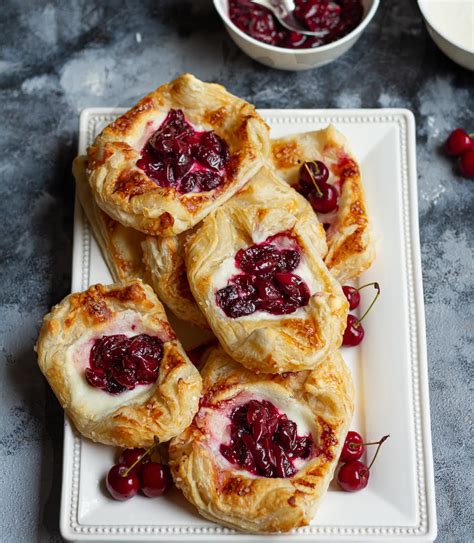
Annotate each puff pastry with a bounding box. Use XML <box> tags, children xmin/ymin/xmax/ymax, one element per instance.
<box><xmin>141</xmin><ymin>165</ymin><xmax>327</xmax><ymax>331</ymax></box>
<box><xmin>185</xmin><ymin>166</ymin><xmax>348</xmax><ymax>373</ymax></box>
<box><xmin>141</xmin><ymin>230</ymin><xmax>209</xmax><ymax>329</ymax></box>
<box><xmin>169</xmin><ymin>346</ymin><xmax>354</xmax><ymax>533</ymax></box>
<box><xmin>87</xmin><ymin>73</ymin><xmax>270</xmax><ymax>236</ymax></box>
<box><xmin>73</xmin><ymin>155</ymin><xmax>148</xmax><ymax>283</ymax></box>
<box><xmin>272</xmin><ymin>125</ymin><xmax>375</xmax><ymax>282</ymax></box>
<box><xmin>35</xmin><ymin>280</ymin><xmax>202</xmax><ymax>447</ymax></box>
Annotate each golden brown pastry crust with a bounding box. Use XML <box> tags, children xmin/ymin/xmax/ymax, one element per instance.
<box><xmin>141</xmin><ymin>165</ymin><xmax>327</xmax><ymax>331</ymax></box>
<box><xmin>87</xmin><ymin>74</ymin><xmax>270</xmax><ymax>236</ymax></box>
<box><xmin>185</xmin><ymin>167</ymin><xmax>348</xmax><ymax>374</ymax></box>
<box><xmin>169</xmin><ymin>346</ymin><xmax>354</xmax><ymax>534</ymax></box>
<box><xmin>35</xmin><ymin>280</ymin><xmax>202</xmax><ymax>447</ymax></box>
<box><xmin>229</xmin><ymin>165</ymin><xmax>328</xmax><ymax>256</ymax></box>
<box><xmin>73</xmin><ymin>155</ymin><xmax>148</xmax><ymax>283</ymax></box>
<box><xmin>272</xmin><ymin>125</ymin><xmax>375</xmax><ymax>282</ymax></box>
<box><xmin>141</xmin><ymin>230</ymin><xmax>209</xmax><ymax>329</ymax></box>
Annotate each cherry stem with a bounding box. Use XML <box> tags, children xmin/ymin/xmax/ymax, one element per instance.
<box><xmin>354</xmin><ymin>282</ymin><xmax>380</xmax><ymax>328</ymax></box>
<box><xmin>348</xmin><ymin>437</ymin><xmax>389</xmax><ymax>450</ymax></box>
<box><xmin>304</xmin><ymin>162</ymin><xmax>323</xmax><ymax>197</ymax></box>
<box><xmin>366</xmin><ymin>434</ymin><xmax>390</xmax><ymax>471</ymax></box>
<box><xmin>122</xmin><ymin>436</ymin><xmax>160</xmax><ymax>478</ymax></box>
<box><xmin>356</xmin><ymin>281</ymin><xmax>378</xmax><ymax>292</ymax></box>
<box><xmin>469</xmin><ymin>133</ymin><xmax>474</xmax><ymax>138</ymax></box>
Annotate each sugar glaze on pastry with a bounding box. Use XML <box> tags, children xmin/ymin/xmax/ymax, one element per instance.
<box><xmin>169</xmin><ymin>346</ymin><xmax>354</xmax><ymax>533</ymax></box>
<box><xmin>35</xmin><ymin>280</ymin><xmax>202</xmax><ymax>447</ymax></box>
<box><xmin>186</xmin><ymin>167</ymin><xmax>348</xmax><ymax>374</ymax></box>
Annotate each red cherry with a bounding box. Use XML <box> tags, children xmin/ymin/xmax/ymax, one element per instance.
<box><xmin>342</xmin><ymin>282</ymin><xmax>380</xmax><ymax>310</ymax></box>
<box><xmin>340</xmin><ymin>431</ymin><xmax>364</xmax><ymax>462</ymax></box>
<box><xmin>338</xmin><ymin>434</ymin><xmax>389</xmax><ymax>492</ymax></box>
<box><xmin>459</xmin><ymin>149</ymin><xmax>474</xmax><ymax>178</ymax></box>
<box><xmin>118</xmin><ymin>448</ymin><xmax>149</xmax><ymax>476</ymax></box>
<box><xmin>342</xmin><ymin>314</ymin><xmax>365</xmax><ymax>346</ymax></box>
<box><xmin>445</xmin><ymin>128</ymin><xmax>474</xmax><ymax>157</ymax></box>
<box><xmin>299</xmin><ymin>160</ymin><xmax>329</xmax><ymax>188</ymax></box>
<box><xmin>342</xmin><ymin>285</ymin><xmax>360</xmax><ymax>310</ymax></box>
<box><xmin>343</xmin><ymin>282</ymin><xmax>380</xmax><ymax>347</ymax></box>
<box><xmin>141</xmin><ymin>462</ymin><xmax>172</xmax><ymax>497</ymax></box>
<box><xmin>337</xmin><ymin>460</ymin><xmax>369</xmax><ymax>492</ymax></box>
<box><xmin>308</xmin><ymin>183</ymin><xmax>339</xmax><ymax>213</ymax></box>
<box><xmin>106</xmin><ymin>464</ymin><xmax>140</xmax><ymax>501</ymax></box>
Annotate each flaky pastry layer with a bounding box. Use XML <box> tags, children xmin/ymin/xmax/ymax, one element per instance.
<box><xmin>87</xmin><ymin>74</ymin><xmax>270</xmax><ymax>236</ymax></box>
<box><xmin>36</xmin><ymin>280</ymin><xmax>202</xmax><ymax>447</ymax></box>
<box><xmin>169</xmin><ymin>346</ymin><xmax>354</xmax><ymax>533</ymax></box>
<box><xmin>185</xmin><ymin>167</ymin><xmax>348</xmax><ymax>373</ymax></box>
<box><xmin>272</xmin><ymin>124</ymin><xmax>375</xmax><ymax>282</ymax></box>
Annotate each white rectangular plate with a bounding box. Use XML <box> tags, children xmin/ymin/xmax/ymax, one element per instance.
<box><xmin>61</xmin><ymin>109</ymin><xmax>436</xmax><ymax>542</ymax></box>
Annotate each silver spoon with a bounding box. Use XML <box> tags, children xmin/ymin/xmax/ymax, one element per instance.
<box><xmin>250</xmin><ymin>0</ymin><xmax>330</xmax><ymax>38</ymax></box>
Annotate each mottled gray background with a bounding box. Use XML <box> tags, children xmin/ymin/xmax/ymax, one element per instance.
<box><xmin>0</xmin><ymin>0</ymin><xmax>472</xmax><ymax>541</ymax></box>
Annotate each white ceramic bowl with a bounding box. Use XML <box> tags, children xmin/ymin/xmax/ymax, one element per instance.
<box><xmin>418</xmin><ymin>0</ymin><xmax>474</xmax><ymax>71</ymax></box>
<box><xmin>213</xmin><ymin>0</ymin><xmax>380</xmax><ymax>71</ymax></box>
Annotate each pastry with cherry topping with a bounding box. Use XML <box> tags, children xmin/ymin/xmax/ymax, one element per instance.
<box><xmin>143</xmin><ymin>166</ymin><xmax>328</xmax><ymax>334</ymax></box>
<box><xmin>35</xmin><ymin>280</ymin><xmax>202</xmax><ymax>448</ymax></box>
<box><xmin>185</xmin><ymin>167</ymin><xmax>348</xmax><ymax>374</ymax></box>
<box><xmin>272</xmin><ymin>125</ymin><xmax>375</xmax><ymax>282</ymax></box>
<box><xmin>169</xmin><ymin>346</ymin><xmax>354</xmax><ymax>533</ymax></box>
<box><xmin>87</xmin><ymin>73</ymin><xmax>270</xmax><ymax>236</ymax></box>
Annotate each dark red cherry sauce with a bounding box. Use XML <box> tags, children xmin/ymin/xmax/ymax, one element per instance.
<box><xmin>136</xmin><ymin>109</ymin><xmax>230</xmax><ymax>194</ymax></box>
<box><xmin>216</xmin><ymin>232</ymin><xmax>311</xmax><ymax>318</ymax></box>
<box><xmin>229</xmin><ymin>0</ymin><xmax>363</xmax><ymax>49</ymax></box>
<box><xmin>220</xmin><ymin>399</ymin><xmax>314</xmax><ymax>478</ymax></box>
<box><xmin>85</xmin><ymin>334</ymin><xmax>163</xmax><ymax>394</ymax></box>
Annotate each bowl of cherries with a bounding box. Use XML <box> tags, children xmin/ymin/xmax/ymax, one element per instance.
<box><xmin>213</xmin><ymin>0</ymin><xmax>380</xmax><ymax>71</ymax></box>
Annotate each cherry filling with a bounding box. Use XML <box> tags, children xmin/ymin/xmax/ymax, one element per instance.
<box><xmin>216</xmin><ymin>232</ymin><xmax>310</xmax><ymax>318</ymax></box>
<box><xmin>85</xmin><ymin>334</ymin><xmax>163</xmax><ymax>394</ymax></box>
<box><xmin>136</xmin><ymin>109</ymin><xmax>230</xmax><ymax>194</ymax></box>
<box><xmin>229</xmin><ymin>0</ymin><xmax>363</xmax><ymax>50</ymax></box>
<box><xmin>220</xmin><ymin>399</ymin><xmax>313</xmax><ymax>478</ymax></box>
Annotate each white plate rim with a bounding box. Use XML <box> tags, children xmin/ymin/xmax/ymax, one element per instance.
<box><xmin>60</xmin><ymin>108</ymin><xmax>437</xmax><ymax>542</ymax></box>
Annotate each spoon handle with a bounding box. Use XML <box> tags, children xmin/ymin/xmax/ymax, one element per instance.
<box><xmin>280</xmin><ymin>0</ymin><xmax>296</xmax><ymax>13</ymax></box>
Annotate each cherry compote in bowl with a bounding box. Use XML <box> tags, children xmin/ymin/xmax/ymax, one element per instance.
<box><xmin>213</xmin><ymin>0</ymin><xmax>380</xmax><ymax>71</ymax></box>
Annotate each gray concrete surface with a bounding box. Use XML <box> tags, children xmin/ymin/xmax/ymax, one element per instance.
<box><xmin>0</xmin><ymin>1</ymin><xmax>472</xmax><ymax>541</ymax></box>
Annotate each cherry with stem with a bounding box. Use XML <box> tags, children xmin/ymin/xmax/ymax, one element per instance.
<box><xmin>341</xmin><ymin>430</ymin><xmax>389</xmax><ymax>462</ymax></box>
<box><xmin>106</xmin><ymin>437</ymin><xmax>161</xmax><ymax>501</ymax></box>
<box><xmin>300</xmin><ymin>161</ymin><xmax>339</xmax><ymax>214</ymax></box>
<box><xmin>342</xmin><ymin>282</ymin><xmax>381</xmax><ymax>347</ymax></box>
<box><xmin>338</xmin><ymin>434</ymin><xmax>390</xmax><ymax>492</ymax></box>
<box><xmin>303</xmin><ymin>162</ymin><xmax>324</xmax><ymax>197</ymax></box>
<box><xmin>342</xmin><ymin>281</ymin><xmax>378</xmax><ymax>310</ymax></box>
<box><xmin>122</xmin><ymin>436</ymin><xmax>161</xmax><ymax>478</ymax></box>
